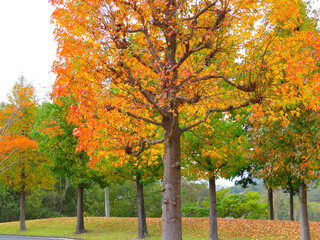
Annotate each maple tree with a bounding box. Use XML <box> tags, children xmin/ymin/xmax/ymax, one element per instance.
<box><xmin>246</xmin><ymin>4</ymin><xmax>320</xmax><ymax>238</ymax></box>
<box><xmin>182</xmin><ymin>110</ymin><xmax>249</xmax><ymax>239</ymax></box>
<box><xmin>0</xmin><ymin>76</ymin><xmax>38</xmax><ymax>173</ymax></box>
<box><xmin>91</xmin><ymin>131</ymin><xmax>163</xmax><ymax>238</ymax></box>
<box><xmin>0</xmin><ymin>77</ymin><xmax>52</xmax><ymax>232</ymax></box>
<box><xmin>49</xmin><ymin>0</ymin><xmax>320</xmax><ymax>239</ymax></box>
<box><xmin>250</xmin><ymin>121</ymin><xmax>301</xmax><ymax>221</ymax></box>
<box><xmin>250</xmin><ymin>109</ymin><xmax>320</xmax><ymax>240</ymax></box>
<box><xmin>32</xmin><ymin>99</ymin><xmax>97</xmax><ymax>234</ymax></box>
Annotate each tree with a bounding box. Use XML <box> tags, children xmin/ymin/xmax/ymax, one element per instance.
<box><xmin>50</xmin><ymin>0</ymin><xmax>320</xmax><ymax>239</ymax></box>
<box><xmin>213</xmin><ymin>189</ymin><xmax>268</xmax><ymax>219</ymax></box>
<box><xmin>250</xmin><ymin>109</ymin><xmax>320</xmax><ymax>240</ymax></box>
<box><xmin>33</xmin><ymin>100</ymin><xmax>96</xmax><ymax>234</ymax></box>
<box><xmin>0</xmin><ymin>77</ymin><xmax>52</xmax><ymax>231</ymax></box>
<box><xmin>92</xmin><ymin>142</ymin><xmax>163</xmax><ymax>239</ymax></box>
<box><xmin>182</xmin><ymin>110</ymin><xmax>250</xmax><ymax>239</ymax></box>
<box><xmin>0</xmin><ymin>76</ymin><xmax>37</xmax><ymax>173</ymax></box>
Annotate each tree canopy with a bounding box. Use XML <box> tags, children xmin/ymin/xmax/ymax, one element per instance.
<box><xmin>49</xmin><ymin>0</ymin><xmax>320</xmax><ymax>239</ymax></box>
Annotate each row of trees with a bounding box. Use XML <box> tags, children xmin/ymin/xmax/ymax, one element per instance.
<box><xmin>0</xmin><ymin>77</ymin><xmax>163</xmax><ymax>237</ymax></box>
<box><xmin>48</xmin><ymin>0</ymin><xmax>320</xmax><ymax>239</ymax></box>
<box><xmin>1</xmin><ymin>72</ymin><xmax>320</xmax><ymax>239</ymax></box>
<box><xmin>1</xmin><ymin>0</ymin><xmax>320</xmax><ymax>240</ymax></box>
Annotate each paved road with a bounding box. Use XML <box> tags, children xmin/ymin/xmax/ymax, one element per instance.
<box><xmin>0</xmin><ymin>236</ymin><xmax>73</xmax><ymax>240</ymax></box>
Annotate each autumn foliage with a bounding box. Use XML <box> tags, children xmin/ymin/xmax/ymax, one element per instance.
<box><xmin>49</xmin><ymin>0</ymin><xmax>320</xmax><ymax>239</ymax></box>
<box><xmin>0</xmin><ymin>77</ymin><xmax>38</xmax><ymax>173</ymax></box>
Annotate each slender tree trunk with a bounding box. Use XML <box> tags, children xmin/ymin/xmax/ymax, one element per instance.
<box><xmin>20</xmin><ymin>185</ymin><xmax>26</xmax><ymax>232</ymax></box>
<box><xmin>289</xmin><ymin>185</ymin><xmax>294</xmax><ymax>221</ymax></box>
<box><xmin>209</xmin><ymin>175</ymin><xmax>218</xmax><ymax>240</ymax></box>
<box><xmin>162</xmin><ymin>127</ymin><xmax>182</xmax><ymax>240</ymax></box>
<box><xmin>299</xmin><ymin>182</ymin><xmax>310</xmax><ymax>240</ymax></box>
<box><xmin>136</xmin><ymin>174</ymin><xmax>148</xmax><ymax>239</ymax></box>
<box><xmin>105</xmin><ymin>186</ymin><xmax>110</xmax><ymax>217</ymax></box>
<box><xmin>58</xmin><ymin>178</ymin><xmax>69</xmax><ymax>214</ymax></box>
<box><xmin>268</xmin><ymin>187</ymin><xmax>274</xmax><ymax>220</ymax></box>
<box><xmin>76</xmin><ymin>183</ymin><xmax>85</xmax><ymax>234</ymax></box>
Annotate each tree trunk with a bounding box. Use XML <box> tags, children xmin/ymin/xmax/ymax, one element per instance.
<box><xmin>58</xmin><ymin>178</ymin><xmax>69</xmax><ymax>214</ymax></box>
<box><xmin>268</xmin><ymin>187</ymin><xmax>274</xmax><ymax>220</ymax></box>
<box><xmin>162</xmin><ymin>128</ymin><xmax>182</xmax><ymax>240</ymax></box>
<box><xmin>209</xmin><ymin>176</ymin><xmax>218</xmax><ymax>240</ymax></box>
<box><xmin>289</xmin><ymin>185</ymin><xmax>294</xmax><ymax>221</ymax></box>
<box><xmin>20</xmin><ymin>185</ymin><xmax>26</xmax><ymax>232</ymax></box>
<box><xmin>105</xmin><ymin>186</ymin><xmax>110</xmax><ymax>217</ymax></box>
<box><xmin>136</xmin><ymin>174</ymin><xmax>148</xmax><ymax>239</ymax></box>
<box><xmin>76</xmin><ymin>183</ymin><xmax>85</xmax><ymax>234</ymax></box>
<box><xmin>299</xmin><ymin>182</ymin><xmax>310</xmax><ymax>240</ymax></box>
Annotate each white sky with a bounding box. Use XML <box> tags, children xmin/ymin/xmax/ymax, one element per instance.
<box><xmin>0</xmin><ymin>1</ymin><xmax>319</xmax><ymax>103</ymax></box>
<box><xmin>0</xmin><ymin>0</ymin><xmax>56</xmax><ymax>102</ymax></box>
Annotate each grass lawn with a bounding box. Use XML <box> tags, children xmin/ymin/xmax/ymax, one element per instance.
<box><xmin>0</xmin><ymin>217</ymin><xmax>320</xmax><ymax>239</ymax></box>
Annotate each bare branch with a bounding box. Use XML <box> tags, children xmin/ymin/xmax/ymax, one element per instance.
<box><xmin>1</xmin><ymin>103</ymin><xmax>36</xmax><ymax>136</ymax></box>
<box><xmin>0</xmin><ymin>107</ymin><xmax>20</xmax><ymax>136</ymax></box>
<box><xmin>175</xmin><ymin>94</ymin><xmax>201</xmax><ymax>104</ymax></box>
<box><xmin>177</xmin><ymin>48</ymin><xmax>220</xmax><ymax>89</ymax></box>
<box><xmin>218</xmin><ymin>75</ymin><xmax>257</xmax><ymax>92</ymax></box>
<box><xmin>125</xmin><ymin>110</ymin><xmax>163</xmax><ymax>126</ymax></box>
<box><xmin>182</xmin><ymin>74</ymin><xmax>257</xmax><ymax>93</ymax></box>
<box><xmin>181</xmin><ymin>99</ymin><xmax>252</xmax><ymax>132</ymax></box>
<box><xmin>0</xmin><ymin>152</ymin><xmax>42</xmax><ymax>173</ymax></box>
<box><xmin>182</xmin><ymin>1</ymin><xmax>218</xmax><ymax>21</ymax></box>
<box><xmin>0</xmin><ymin>149</ymin><xmax>19</xmax><ymax>167</ymax></box>
<box><xmin>175</xmin><ymin>45</ymin><xmax>208</xmax><ymax>70</ymax></box>
<box><xmin>131</xmin><ymin>137</ymin><xmax>164</xmax><ymax>156</ymax></box>
<box><xmin>105</xmin><ymin>103</ymin><xmax>162</xmax><ymax>126</ymax></box>
<box><xmin>125</xmin><ymin>28</ymin><xmax>143</xmax><ymax>33</ymax></box>
<box><xmin>131</xmin><ymin>52</ymin><xmax>160</xmax><ymax>74</ymax></box>
<box><xmin>141</xmin><ymin>20</ymin><xmax>164</xmax><ymax>70</ymax></box>
<box><xmin>113</xmin><ymin>62</ymin><xmax>165</xmax><ymax>116</ymax></box>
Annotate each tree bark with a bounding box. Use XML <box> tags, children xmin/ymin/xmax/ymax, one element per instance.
<box><xmin>162</xmin><ymin>127</ymin><xmax>182</xmax><ymax>240</ymax></box>
<box><xmin>209</xmin><ymin>175</ymin><xmax>218</xmax><ymax>240</ymax></box>
<box><xmin>299</xmin><ymin>182</ymin><xmax>310</xmax><ymax>240</ymax></box>
<box><xmin>20</xmin><ymin>185</ymin><xmax>26</xmax><ymax>232</ymax></box>
<box><xmin>268</xmin><ymin>187</ymin><xmax>274</xmax><ymax>220</ymax></box>
<box><xmin>105</xmin><ymin>186</ymin><xmax>110</xmax><ymax>217</ymax></box>
<box><xmin>136</xmin><ymin>174</ymin><xmax>148</xmax><ymax>239</ymax></box>
<box><xmin>289</xmin><ymin>185</ymin><xmax>294</xmax><ymax>221</ymax></box>
<box><xmin>76</xmin><ymin>183</ymin><xmax>86</xmax><ymax>234</ymax></box>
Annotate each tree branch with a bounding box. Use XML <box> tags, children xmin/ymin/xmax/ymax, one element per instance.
<box><xmin>0</xmin><ymin>149</ymin><xmax>20</xmax><ymax>167</ymax></box>
<box><xmin>116</xmin><ymin>62</ymin><xmax>165</xmax><ymax>115</ymax></box>
<box><xmin>141</xmin><ymin>20</ymin><xmax>164</xmax><ymax>70</ymax></box>
<box><xmin>105</xmin><ymin>103</ymin><xmax>162</xmax><ymax>126</ymax></box>
<box><xmin>183</xmin><ymin>74</ymin><xmax>257</xmax><ymax>93</ymax></box>
<box><xmin>181</xmin><ymin>99</ymin><xmax>252</xmax><ymax>132</ymax></box>
<box><xmin>177</xmin><ymin>48</ymin><xmax>220</xmax><ymax>89</ymax></box>
<box><xmin>0</xmin><ymin>152</ymin><xmax>42</xmax><ymax>173</ymax></box>
<box><xmin>131</xmin><ymin>138</ymin><xmax>164</xmax><ymax>157</ymax></box>
<box><xmin>125</xmin><ymin>110</ymin><xmax>163</xmax><ymax>126</ymax></box>
<box><xmin>175</xmin><ymin>94</ymin><xmax>201</xmax><ymax>104</ymax></box>
<box><xmin>182</xmin><ymin>1</ymin><xmax>218</xmax><ymax>21</ymax></box>
<box><xmin>177</xmin><ymin>6</ymin><xmax>227</xmax><ymax>70</ymax></box>
<box><xmin>131</xmin><ymin>52</ymin><xmax>160</xmax><ymax>74</ymax></box>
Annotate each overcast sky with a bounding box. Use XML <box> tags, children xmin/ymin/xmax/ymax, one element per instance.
<box><xmin>0</xmin><ymin>1</ymin><xmax>319</xmax><ymax>103</ymax></box>
<box><xmin>0</xmin><ymin>0</ymin><xmax>56</xmax><ymax>102</ymax></box>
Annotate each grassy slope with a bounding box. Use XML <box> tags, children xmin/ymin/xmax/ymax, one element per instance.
<box><xmin>0</xmin><ymin>217</ymin><xmax>320</xmax><ymax>240</ymax></box>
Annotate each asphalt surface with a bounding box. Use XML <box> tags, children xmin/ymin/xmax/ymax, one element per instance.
<box><xmin>0</xmin><ymin>236</ymin><xmax>73</xmax><ymax>240</ymax></box>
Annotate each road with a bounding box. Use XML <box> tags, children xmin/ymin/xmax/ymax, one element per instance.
<box><xmin>0</xmin><ymin>236</ymin><xmax>74</xmax><ymax>240</ymax></box>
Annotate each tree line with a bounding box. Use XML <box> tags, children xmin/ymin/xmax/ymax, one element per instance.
<box><xmin>1</xmin><ymin>0</ymin><xmax>320</xmax><ymax>239</ymax></box>
<box><xmin>1</xmin><ymin>71</ymin><xmax>320</xmax><ymax>239</ymax></box>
